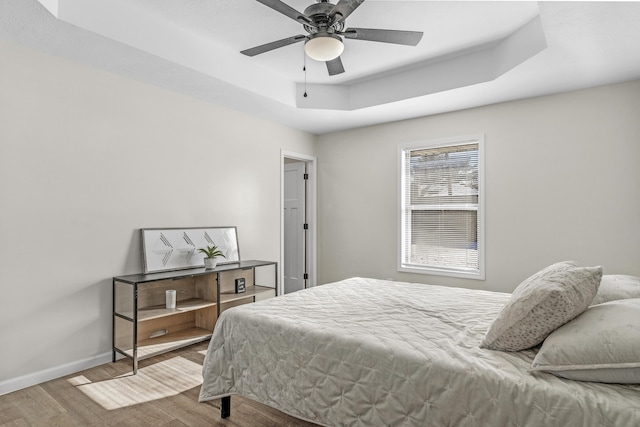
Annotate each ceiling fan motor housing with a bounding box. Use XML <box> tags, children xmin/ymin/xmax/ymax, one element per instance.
<box><xmin>303</xmin><ymin>1</ymin><xmax>344</xmax><ymax>34</ymax></box>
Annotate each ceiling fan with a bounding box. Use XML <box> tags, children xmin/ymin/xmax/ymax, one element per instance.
<box><xmin>241</xmin><ymin>0</ymin><xmax>424</xmax><ymax>76</ymax></box>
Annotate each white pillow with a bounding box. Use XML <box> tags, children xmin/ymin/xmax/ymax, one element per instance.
<box><xmin>531</xmin><ymin>298</ymin><xmax>640</xmax><ymax>384</ymax></box>
<box><xmin>591</xmin><ymin>274</ymin><xmax>640</xmax><ymax>305</ymax></box>
<box><xmin>481</xmin><ymin>261</ymin><xmax>602</xmax><ymax>352</ymax></box>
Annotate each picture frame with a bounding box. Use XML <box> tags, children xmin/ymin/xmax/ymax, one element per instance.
<box><xmin>141</xmin><ymin>226</ymin><xmax>240</xmax><ymax>274</ymax></box>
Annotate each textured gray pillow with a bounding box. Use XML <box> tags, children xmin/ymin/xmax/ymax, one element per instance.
<box><xmin>481</xmin><ymin>261</ymin><xmax>602</xmax><ymax>351</ymax></box>
<box><xmin>531</xmin><ymin>298</ymin><xmax>640</xmax><ymax>384</ymax></box>
<box><xmin>591</xmin><ymin>274</ymin><xmax>640</xmax><ymax>305</ymax></box>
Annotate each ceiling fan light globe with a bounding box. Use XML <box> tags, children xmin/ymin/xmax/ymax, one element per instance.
<box><xmin>304</xmin><ymin>34</ymin><xmax>344</xmax><ymax>62</ymax></box>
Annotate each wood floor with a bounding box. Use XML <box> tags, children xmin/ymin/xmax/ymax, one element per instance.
<box><xmin>0</xmin><ymin>342</ymin><xmax>320</xmax><ymax>427</ymax></box>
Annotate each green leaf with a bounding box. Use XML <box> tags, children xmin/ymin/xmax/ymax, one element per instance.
<box><xmin>198</xmin><ymin>244</ymin><xmax>226</xmax><ymax>258</ymax></box>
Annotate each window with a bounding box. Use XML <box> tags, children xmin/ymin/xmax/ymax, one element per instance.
<box><xmin>398</xmin><ymin>135</ymin><xmax>484</xmax><ymax>279</ymax></box>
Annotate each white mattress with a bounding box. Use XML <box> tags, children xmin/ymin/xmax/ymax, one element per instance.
<box><xmin>199</xmin><ymin>277</ymin><xmax>640</xmax><ymax>426</ymax></box>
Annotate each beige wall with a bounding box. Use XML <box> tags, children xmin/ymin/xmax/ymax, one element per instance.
<box><xmin>0</xmin><ymin>38</ymin><xmax>316</xmax><ymax>390</ymax></box>
<box><xmin>317</xmin><ymin>80</ymin><xmax>640</xmax><ymax>292</ymax></box>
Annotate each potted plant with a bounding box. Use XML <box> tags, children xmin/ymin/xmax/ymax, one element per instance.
<box><xmin>198</xmin><ymin>245</ymin><xmax>226</xmax><ymax>269</ymax></box>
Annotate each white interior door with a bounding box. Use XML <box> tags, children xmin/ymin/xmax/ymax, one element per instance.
<box><xmin>283</xmin><ymin>161</ymin><xmax>306</xmax><ymax>294</ymax></box>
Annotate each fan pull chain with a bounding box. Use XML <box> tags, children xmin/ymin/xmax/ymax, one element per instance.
<box><xmin>303</xmin><ymin>49</ymin><xmax>308</xmax><ymax>98</ymax></box>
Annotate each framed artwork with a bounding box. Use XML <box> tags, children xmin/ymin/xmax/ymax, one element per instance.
<box><xmin>141</xmin><ymin>227</ymin><xmax>240</xmax><ymax>274</ymax></box>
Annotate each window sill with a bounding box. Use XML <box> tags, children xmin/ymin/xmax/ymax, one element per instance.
<box><xmin>398</xmin><ymin>265</ymin><xmax>485</xmax><ymax>280</ymax></box>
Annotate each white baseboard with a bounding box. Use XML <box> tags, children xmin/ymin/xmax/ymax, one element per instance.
<box><xmin>0</xmin><ymin>351</ymin><xmax>112</xmax><ymax>396</ymax></box>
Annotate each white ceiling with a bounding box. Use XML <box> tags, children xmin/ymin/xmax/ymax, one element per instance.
<box><xmin>2</xmin><ymin>1</ymin><xmax>640</xmax><ymax>135</ymax></box>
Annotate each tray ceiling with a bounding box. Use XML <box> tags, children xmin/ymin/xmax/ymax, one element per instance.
<box><xmin>2</xmin><ymin>1</ymin><xmax>640</xmax><ymax>134</ymax></box>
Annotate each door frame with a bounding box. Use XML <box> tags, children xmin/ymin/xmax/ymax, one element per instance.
<box><xmin>280</xmin><ymin>150</ymin><xmax>317</xmax><ymax>296</ymax></box>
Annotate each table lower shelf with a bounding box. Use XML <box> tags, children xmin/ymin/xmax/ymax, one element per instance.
<box><xmin>118</xmin><ymin>327</ymin><xmax>212</xmax><ymax>361</ymax></box>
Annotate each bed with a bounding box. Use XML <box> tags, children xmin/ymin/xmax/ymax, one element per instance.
<box><xmin>198</xmin><ymin>276</ymin><xmax>640</xmax><ymax>426</ymax></box>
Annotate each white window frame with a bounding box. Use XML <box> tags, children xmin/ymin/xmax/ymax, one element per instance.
<box><xmin>397</xmin><ymin>135</ymin><xmax>485</xmax><ymax>280</ymax></box>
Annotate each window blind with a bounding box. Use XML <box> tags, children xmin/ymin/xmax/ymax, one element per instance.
<box><xmin>400</xmin><ymin>141</ymin><xmax>481</xmax><ymax>275</ymax></box>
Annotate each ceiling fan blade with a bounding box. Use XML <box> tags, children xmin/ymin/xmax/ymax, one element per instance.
<box><xmin>329</xmin><ymin>0</ymin><xmax>365</xmax><ymax>23</ymax></box>
<box><xmin>241</xmin><ymin>35</ymin><xmax>306</xmax><ymax>57</ymax></box>
<box><xmin>255</xmin><ymin>0</ymin><xmax>312</xmax><ymax>25</ymax></box>
<box><xmin>342</xmin><ymin>28</ymin><xmax>423</xmax><ymax>46</ymax></box>
<box><xmin>326</xmin><ymin>57</ymin><xmax>345</xmax><ymax>76</ymax></box>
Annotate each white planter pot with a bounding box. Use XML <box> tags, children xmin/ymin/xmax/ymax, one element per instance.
<box><xmin>203</xmin><ymin>257</ymin><xmax>217</xmax><ymax>269</ymax></box>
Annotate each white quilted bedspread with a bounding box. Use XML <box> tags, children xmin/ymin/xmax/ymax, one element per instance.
<box><xmin>199</xmin><ymin>277</ymin><xmax>640</xmax><ymax>426</ymax></box>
